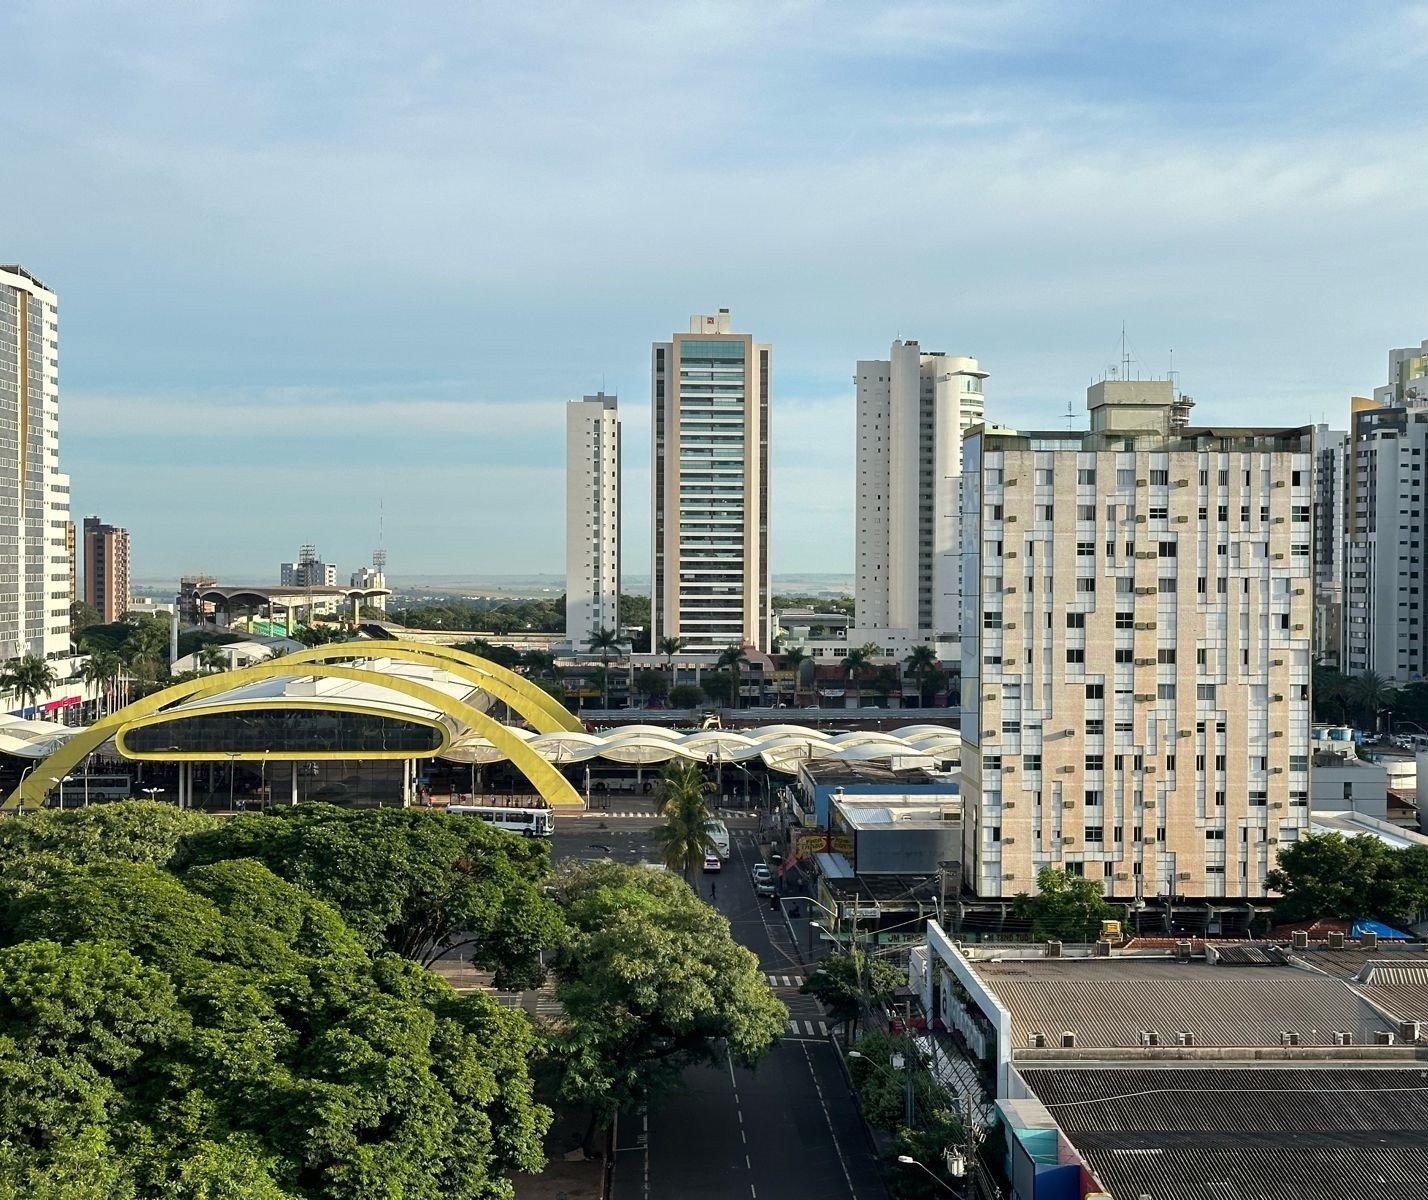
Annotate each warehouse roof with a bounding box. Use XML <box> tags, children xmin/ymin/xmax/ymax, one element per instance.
<box><xmin>1021</xmin><ymin>1066</ymin><xmax>1428</xmax><ymax>1200</ymax></box>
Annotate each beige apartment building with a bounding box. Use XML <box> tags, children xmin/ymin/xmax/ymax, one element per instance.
<box><xmin>82</xmin><ymin>515</ymin><xmax>131</xmax><ymax>625</ymax></box>
<box><xmin>960</xmin><ymin>380</ymin><xmax>1314</xmax><ymax>901</ymax></box>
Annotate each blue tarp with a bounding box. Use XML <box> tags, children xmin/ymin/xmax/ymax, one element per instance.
<box><xmin>1351</xmin><ymin>919</ymin><xmax>1413</xmax><ymax>940</ymax></box>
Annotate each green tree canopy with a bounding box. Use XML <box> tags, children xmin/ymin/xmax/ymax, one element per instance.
<box><xmin>174</xmin><ymin>804</ymin><xmax>565</xmax><ymax>986</ymax></box>
<box><xmin>800</xmin><ymin>948</ymin><xmax>904</xmax><ymax>1039</ymax></box>
<box><xmin>652</xmin><ymin>762</ymin><xmax>718</xmax><ymax>881</ymax></box>
<box><xmin>1267</xmin><ymin>831</ymin><xmax>1428</xmax><ymax>924</ymax></box>
<box><xmin>1013</xmin><ymin>867</ymin><xmax>1117</xmax><ymax>942</ymax></box>
<box><xmin>547</xmin><ymin>860</ymin><xmax>786</xmax><ymax>1142</ymax></box>
<box><xmin>669</xmin><ymin>682</ymin><xmax>704</xmax><ymax>709</ymax></box>
<box><xmin>633</xmin><ymin>668</ymin><xmax>669</xmax><ymax>705</ymax></box>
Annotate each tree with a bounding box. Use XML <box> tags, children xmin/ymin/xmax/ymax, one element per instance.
<box><xmin>800</xmin><ymin>949</ymin><xmax>903</xmax><ymax>1043</ymax></box>
<box><xmin>716</xmin><ymin>642</ymin><xmax>750</xmax><ymax>709</ymax></box>
<box><xmin>699</xmin><ymin>672</ymin><xmax>733</xmax><ymax>706</ymax></box>
<box><xmin>0</xmin><ymin>654</ymin><xmax>59</xmax><ymax>715</ymax></box>
<box><xmin>617</xmin><ymin>594</ymin><xmax>651</xmax><ymax>651</ymax></box>
<box><xmin>174</xmin><ymin>804</ymin><xmax>565</xmax><ymax>987</ymax></box>
<box><xmin>652</xmin><ymin>761</ymin><xmax>718</xmax><ymax>881</ymax></box>
<box><xmin>867</xmin><ymin>664</ymin><xmax>901</xmax><ymax>706</ymax></box>
<box><xmin>0</xmin><ymin>801</ymin><xmax>219</xmax><ymax>876</ymax></box>
<box><xmin>197</xmin><ymin>644</ymin><xmax>229</xmax><ymax>674</ymax></box>
<box><xmin>633</xmin><ymin>668</ymin><xmax>668</xmax><ymax>707</ymax></box>
<box><xmin>904</xmin><ymin>645</ymin><xmax>940</xmax><ymax>707</ymax></box>
<box><xmin>1013</xmin><ymin>867</ymin><xmax>1117</xmax><ymax>942</ymax></box>
<box><xmin>842</xmin><ymin>644</ymin><xmax>876</xmax><ymax>705</ymax></box>
<box><xmin>779</xmin><ymin>647</ymin><xmax>807</xmax><ymax>704</ymax></box>
<box><xmin>656</xmin><ymin>635</ymin><xmax>684</xmax><ymax>670</ymax></box>
<box><xmin>0</xmin><ymin>856</ymin><xmax>551</xmax><ymax>1199</ymax></box>
<box><xmin>1352</xmin><ymin>670</ymin><xmax>1398</xmax><ymax>732</ymax></box>
<box><xmin>547</xmin><ymin>859</ymin><xmax>786</xmax><ymax>1152</ymax></box>
<box><xmin>1267</xmin><ymin>831</ymin><xmax>1428</xmax><ymax>924</ymax></box>
<box><xmin>1312</xmin><ymin>665</ymin><xmax>1351</xmax><ymax>724</ymax></box>
<box><xmin>79</xmin><ymin>648</ymin><xmax>124</xmax><ymax>718</ymax></box>
<box><xmin>585</xmin><ymin>627</ymin><xmax>622</xmax><ymax>710</ymax></box>
<box><xmin>669</xmin><ymin>682</ymin><xmax>704</xmax><ymax>709</ymax></box>
<box><xmin>69</xmin><ymin>599</ymin><xmax>101</xmax><ymax>636</ymax></box>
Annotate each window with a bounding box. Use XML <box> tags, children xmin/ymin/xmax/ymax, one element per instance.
<box><xmin>1149</xmin><ymin>506</ymin><xmax>1169</xmax><ymax>520</ymax></box>
<box><xmin>1077</xmin><ymin>542</ymin><xmax>1096</xmax><ymax>557</ymax></box>
<box><xmin>1217</xmin><ymin>505</ymin><xmax>1228</xmax><ymax>522</ymax></box>
<box><xmin>1023</xmin><ymin>754</ymin><xmax>1041</xmax><ymax>771</ymax></box>
<box><xmin>982</xmin><ymin>755</ymin><xmax>1002</xmax><ymax>771</ymax></box>
<box><xmin>1115</xmin><ymin>611</ymin><xmax>1134</xmax><ymax>630</ymax></box>
<box><xmin>1159</xmin><ymin>541</ymin><xmax>1177</xmax><ymax>557</ymax></box>
<box><xmin>1165</xmin><ymin>754</ymin><xmax>1177</xmax><ymax>772</ymax></box>
<box><xmin>1218</xmin><ymin>469</ymin><xmax>1229</xmax><ymax>485</ymax></box>
<box><xmin>1215</xmin><ymin>754</ymin><xmax>1227</xmax><ymax>771</ymax></box>
<box><xmin>1085</xmin><ymin>755</ymin><xmax>1104</xmax><ymax>771</ymax></box>
<box><xmin>1066</xmin><ymin>648</ymin><xmax>1085</xmax><ymax>664</ymax></box>
<box><xmin>1195</xmin><ymin>754</ymin><xmax>1206</xmax><ymax>771</ymax></box>
<box><xmin>1157</xmin><ymin>683</ymin><xmax>1177</xmax><ymax>700</ymax></box>
<box><xmin>1077</xmin><ymin>578</ymin><xmax>1096</xmax><ymax>593</ymax></box>
<box><xmin>1036</xmin><ymin>504</ymin><xmax>1055</xmax><ymax>522</ymax></box>
<box><xmin>984</xmin><ymin>610</ymin><xmax>1002</xmax><ymax>628</ymax></box>
<box><xmin>1035</xmin><ymin>468</ymin><xmax>1054</xmax><ymax>485</ymax></box>
<box><xmin>989</xmin><ymin>503</ymin><xmax>1003</xmax><ymax>520</ymax></box>
<box><xmin>1196</xmin><ymin>648</ymin><xmax>1207</xmax><ymax>666</ymax></box>
<box><xmin>1077</xmin><ymin>504</ymin><xmax>1096</xmax><ymax>521</ymax></box>
<box><xmin>1084</xmin><ymin>826</ymin><xmax>1104</xmax><ymax>842</ymax></box>
<box><xmin>1197</xmin><ymin>684</ymin><xmax>1217</xmax><ymax>701</ymax></box>
<box><xmin>1085</xmin><ymin>718</ymin><xmax>1104</xmax><ymax>736</ymax></box>
<box><xmin>1078</xmin><ymin>469</ymin><xmax>1097</xmax><ymax>485</ymax></box>
<box><xmin>1085</xmin><ymin>683</ymin><xmax>1104</xmax><ymax>700</ymax></box>
<box><xmin>1157</xmin><ymin>648</ymin><xmax>1177</xmax><ymax>664</ymax></box>
<box><xmin>1248</xmin><ymin>791</ymin><xmax>1268</xmax><ymax>806</ymax></box>
<box><xmin>1067</xmin><ymin>612</ymin><xmax>1086</xmax><ymax>628</ymax></box>
<box><xmin>1116</xmin><ymin>577</ymin><xmax>1134</xmax><ymax>595</ymax></box>
<box><xmin>1002</xmin><ymin>720</ymin><xmax>1021</xmax><ymax>734</ymax></box>
<box><xmin>1158</xmin><ymin>578</ymin><xmax>1177</xmax><ymax>593</ymax></box>
<box><xmin>1117</xmin><ymin>468</ymin><xmax>1135</xmax><ymax>487</ymax></box>
<box><xmin>1215</xmin><ymin>790</ymin><xmax>1226</xmax><ymax>807</ymax></box>
<box><xmin>1115</xmin><ymin>648</ymin><xmax>1134</xmax><ymax>663</ymax></box>
<box><xmin>1292</xmin><ymin>505</ymin><xmax>1310</xmax><ymax>522</ymax></box>
<box><xmin>1206</xmin><ymin>829</ymin><xmax>1225</xmax><ymax>841</ymax></box>
<box><xmin>1150</xmin><ymin>469</ymin><xmax>1169</xmax><ymax>485</ymax></box>
<box><xmin>1291</xmin><ymin>469</ymin><xmax>1303</xmax><ymax>486</ymax></box>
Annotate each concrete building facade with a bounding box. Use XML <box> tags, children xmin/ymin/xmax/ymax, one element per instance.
<box><xmin>82</xmin><ymin>515</ymin><xmax>131</xmax><ymax>624</ymax></box>
<box><xmin>1313</xmin><ymin>423</ymin><xmax>1348</xmax><ymax>667</ymax></box>
<box><xmin>651</xmin><ymin>310</ymin><xmax>771</xmax><ymax>654</ymax></box>
<box><xmin>853</xmin><ymin>340</ymin><xmax>986</xmax><ymax>659</ymax></box>
<box><xmin>960</xmin><ymin>379</ymin><xmax>1314</xmax><ymax>900</ymax></box>
<box><xmin>1343</xmin><ymin>339</ymin><xmax>1428</xmax><ymax>681</ymax></box>
<box><xmin>280</xmin><ymin>547</ymin><xmax>337</xmax><ymax>589</ymax></box>
<box><xmin>564</xmin><ymin>392</ymin><xmax>620</xmax><ymax>650</ymax></box>
<box><xmin>0</xmin><ymin>265</ymin><xmax>71</xmax><ymax>660</ymax></box>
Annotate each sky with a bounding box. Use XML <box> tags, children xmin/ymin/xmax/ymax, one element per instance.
<box><xmin>4</xmin><ymin>1</ymin><xmax>1427</xmax><ymax>583</ymax></box>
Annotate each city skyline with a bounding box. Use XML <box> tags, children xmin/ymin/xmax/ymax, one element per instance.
<box><xmin>3</xmin><ymin>3</ymin><xmax>1427</xmax><ymax>577</ymax></box>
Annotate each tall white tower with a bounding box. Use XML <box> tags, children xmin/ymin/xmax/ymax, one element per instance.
<box><xmin>0</xmin><ymin>265</ymin><xmax>70</xmax><ymax>660</ymax></box>
<box><xmin>565</xmin><ymin>392</ymin><xmax>621</xmax><ymax>649</ymax></box>
<box><xmin>651</xmin><ymin>311</ymin><xmax>772</xmax><ymax>654</ymax></box>
<box><xmin>852</xmin><ymin>340</ymin><xmax>986</xmax><ymax>658</ymax></box>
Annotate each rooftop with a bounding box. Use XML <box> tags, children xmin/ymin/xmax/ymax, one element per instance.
<box><xmin>1021</xmin><ymin>1066</ymin><xmax>1428</xmax><ymax>1200</ymax></box>
<box><xmin>800</xmin><ymin>759</ymin><xmax>955</xmax><ymax>787</ymax></box>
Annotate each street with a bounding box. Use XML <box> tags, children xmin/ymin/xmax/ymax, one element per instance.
<box><xmin>552</xmin><ymin>808</ymin><xmax>888</xmax><ymax>1200</ymax></box>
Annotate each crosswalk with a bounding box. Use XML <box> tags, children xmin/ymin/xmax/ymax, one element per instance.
<box><xmin>787</xmin><ymin>1018</ymin><xmax>830</xmax><ymax>1038</ymax></box>
<box><xmin>766</xmin><ymin>973</ymin><xmax>805</xmax><ymax>988</ymax></box>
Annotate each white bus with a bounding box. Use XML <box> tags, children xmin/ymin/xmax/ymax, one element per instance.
<box><xmin>53</xmin><ymin>775</ymin><xmax>134</xmax><ymax>805</ymax></box>
<box><xmin>707</xmin><ymin>818</ymin><xmax>730</xmax><ymax>860</ymax></box>
<box><xmin>446</xmin><ymin>804</ymin><xmax>554</xmax><ymax>838</ymax></box>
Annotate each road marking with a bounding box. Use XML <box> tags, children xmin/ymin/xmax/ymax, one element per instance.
<box><xmin>787</xmin><ymin>1019</ymin><xmax>829</xmax><ymax>1037</ymax></box>
<box><xmin>766</xmin><ymin>973</ymin><xmax>805</xmax><ymax>987</ymax></box>
<box><xmin>800</xmin><ymin>1041</ymin><xmax>858</xmax><ymax>1199</ymax></box>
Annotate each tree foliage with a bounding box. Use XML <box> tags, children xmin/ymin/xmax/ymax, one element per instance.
<box><xmin>1267</xmin><ymin>831</ymin><xmax>1428</xmax><ymax>924</ymax></box>
<box><xmin>173</xmin><ymin>804</ymin><xmax>565</xmax><ymax>986</ymax></box>
<box><xmin>1013</xmin><ymin>867</ymin><xmax>1117</xmax><ymax>942</ymax></box>
<box><xmin>546</xmin><ymin>860</ymin><xmax>786</xmax><ymax>1131</ymax></box>
<box><xmin>800</xmin><ymin>949</ymin><xmax>903</xmax><ymax>1038</ymax></box>
<box><xmin>652</xmin><ymin>762</ymin><xmax>718</xmax><ymax>881</ymax></box>
<box><xmin>0</xmin><ymin>839</ymin><xmax>550</xmax><ymax>1199</ymax></box>
<box><xmin>668</xmin><ymin>683</ymin><xmax>704</xmax><ymax>709</ymax></box>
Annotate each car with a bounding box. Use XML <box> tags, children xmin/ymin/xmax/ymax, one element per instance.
<box><xmin>702</xmin><ymin>854</ymin><xmax>722</xmax><ymax>873</ymax></box>
<box><xmin>751</xmin><ymin>863</ymin><xmax>774</xmax><ymax>884</ymax></box>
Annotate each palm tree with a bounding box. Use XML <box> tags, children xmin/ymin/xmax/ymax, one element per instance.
<box><xmin>1</xmin><ymin>654</ymin><xmax>59</xmax><ymax>717</ymax></box>
<box><xmin>717</xmin><ymin>642</ymin><xmax>749</xmax><ymax>710</ymax></box>
<box><xmin>1312</xmin><ymin>665</ymin><xmax>1350</xmax><ymax>725</ymax></box>
<box><xmin>79</xmin><ymin>649</ymin><xmax>123</xmax><ymax>719</ymax></box>
<box><xmin>842</xmin><ymin>643</ymin><xmax>880</xmax><ymax>707</ymax></box>
<box><xmin>586</xmin><ymin>627</ymin><xmax>622</xmax><ymax>710</ymax></box>
<box><xmin>653</xmin><ymin>761</ymin><xmax>718</xmax><ymax>883</ymax></box>
<box><xmin>198</xmin><ymin>644</ymin><xmax>229</xmax><ymax>675</ymax></box>
<box><xmin>904</xmin><ymin>644</ymin><xmax>939</xmax><ymax>708</ymax></box>
<box><xmin>780</xmin><ymin>647</ymin><xmax>807</xmax><ymax>706</ymax></box>
<box><xmin>1352</xmin><ymin>670</ymin><xmax>1398</xmax><ymax>733</ymax></box>
<box><xmin>657</xmin><ymin>635</ymin><xmax>684</xmax><ymax>669</ymax></box>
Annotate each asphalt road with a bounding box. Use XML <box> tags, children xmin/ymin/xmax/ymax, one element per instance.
<box><xmin>552</xmin><ymin>810</ymin><xmax>888</xmax><ymax>1200</ymax></box>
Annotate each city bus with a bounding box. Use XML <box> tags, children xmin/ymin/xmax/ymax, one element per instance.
<box><xmin>446</xmin><ymin>804</ymin><xmax>554</xmax><ymax>838</ymax></box>
<box><xmin>52</xmin><ymin>775</ymin><xmax>134</xmax><ymax>806</ymax></box>
<box><xmin>707</xmin><ymin>818</ymin><xmax>731</xmax><ymax>860</ymax></box>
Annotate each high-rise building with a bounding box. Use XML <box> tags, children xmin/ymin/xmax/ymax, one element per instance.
<box><xmin>852</xmin><ymin>340</ymin><xmax>987</xmax><ymax>658</ymax></box>
<box><xmin>564</xmin><ymin>392</ymin><xmax>620</xmax><ymax>649</ymax></box>
<box><xmin>0</xmin><ymin>265</ymin><xmax>71</xmax><ymax>660</ymax></box>
<box><xmin>280</xmin><ymin>546</ymin><xmax>337</xmax><ymax>588</ymax></box>
<box><xmin>351</xmin><ymin>551</ymin><xmax>388</xmax><ymax>613</ymax></box>
<box><xmin>651</xmin><ymin>310</ymin><xmax>771</xmax><ymax>654</ymax></box>
<box><xmin>64</xmin><ymin>520</ymin><xmax>76</xmax><ymax>610</ymax></box>
<box><xmin>1343</xmin><ymin>339</ymin><xmax>1428</xmax><ymax>681</ymax></box>
<box><xmin>960</xmin><ymin>379</ymin><xmax>1313</xmax><ymax>900</ymax></box>
<box><xmin>1312</xmin><ymin>423</ymin><xmax>1348</xmax><ymax>668</ymax></box>
<box><xmin>82</xmin><ymin>516</ymin><xmax>131</xmax><ymax>624</ymax></box>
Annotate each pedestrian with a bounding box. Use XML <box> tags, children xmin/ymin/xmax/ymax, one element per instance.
<box><xmin>710</xmin><ymin>881</ymin><xmax>717</xmax><ymax>902</ymax></box>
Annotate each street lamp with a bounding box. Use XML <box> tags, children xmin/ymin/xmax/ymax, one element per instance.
<box><xmin>142</xmin><ymin>787</ymin><xmax>164</xmax><ymax>804</ymax></box>
<box><xmin>224</xmin><ymin>752</ymin><xmax>241</xmax><ymax>811</ymax></box>
<box><xmin>896</xmin><ymin>1156</ymin><xmax>958</xmax><ymax>1195</ymax></box>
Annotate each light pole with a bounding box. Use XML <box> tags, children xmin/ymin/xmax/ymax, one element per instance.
<box><xmin>848</xmin><ymin>1049</ymin><xmax>915</xmax><ymax>1127</ymax></box>
<box><xmin>896</xmin><ymin>1155</ymin><xmax>959</xmax><ymax>1196</ymax></box>
<box><xmin>225</xmin><ymin>752</ymin><xmax>240</xmax><ymax>811</ymax></box>
<box><xmin>142</xmin><ymin>786</ymin><xmax>164</xmax><ymax>805</ymax></box>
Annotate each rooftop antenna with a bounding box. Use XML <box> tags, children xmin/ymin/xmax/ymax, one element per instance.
<box><xmin>1121</xmin><ymin>322</ymin><xmax>1132</xmax><ymax>382</ymax></box>
<box><xmin>1169</xmin><ymin>347</ymin><xmax>1178</xmax><ymax>398</ymax></box>
<box><xmin>373</xmin><ymin>501</ymin><xmax>386</xmax><ymax>571</ymax></box>
<box><xmin>1065</xmin><ymin>397</ymin><xmax>1075</xmax><ymax>432</ymax></box>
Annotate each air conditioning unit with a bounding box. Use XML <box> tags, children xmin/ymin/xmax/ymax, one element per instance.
<box><xmin>1003</xmin><ymin>765</ymin><xmax>1017</xmax><ymax>775</ymax></box>
<box><xmin>1136</xmin><ymin>478</ymin><xmax>1148</xmax><ymax>487</ymax></box>
<box><xmin>1291</xmin><ymin>930</ymin><xmax>1309</xmax><ymax>950</ymax></box>
<box><xmin>984</xmin><ymin>692</ymin><xmax>996</xmax><ymax>700</ymax></box>
<box><xmin>1002</xmin><ymin>836</ymin><xmax>1015</xmax><ymax>845</ymax></box>
<box><xmin>1271</xmin><ymin>693</ymin><xmax>1284</xmax><ymax>702</ymax></box>
<box><xmin>1177</xmin><ymin>1031</ymin><xmax>1197</xmax><ymax>1047</ymax></box>
<box><xmin>1270</xmin><ymin>658</ymin><xmax>1283</xmax><ymax>666</ymax></box>
<box><xmin>1141</xmin><ymin>1030</ymin><xmax>1161</xmax><ymax>1047</ymax></box>
<box><xmin>1327</xmin><ymin>930</ymin><xmax>1346</xmax><ymax>949</ymax></box>
<box><xmin>1004</xmin><ymin>801</ymin><xmax>1016</xmax><ymax>810</ymax></box>
<box><xmin>1004</xmin><ymin>550</ymin><xmax>1018</xmax><ymax>559</ymax></box>
<box><xmin>1135</xmin><ymin>657</ymin><xmax>1154</xmax><ymax>666</ymax></box>
<box><xmin>1135</xmin><ymin>515</ymin><xmax>1148</xmax><ymax>524</ymax></box>
<box><xmin>1006</xmin><ymin>513</ymin><xmax>1018</xmax><ymax>522</ymax></box>
<box><xmin>1271</xmin><ymin>730</ymin><xmax>1283</xmax><ymax>738</ymax></box>
<box><xmin>1136</xmin><ymin>620</ymin><xmax>1157</xmax><ymax>630</ymax></box>
<box><xmin>1114</xmin><ymin>871</ymin><xmax>1129</xmax><ymax>881</ymax></box>
<box><xmin>1030</xmin><ymin>1032</ymin><xmax>1047</xmax><ymax>1048</ymax></box>
<box><xmin>1143</xmin><ymin>765</ymin><xmax>1157</xmax><ymax>775</ymax></box>
<box><xmin>1136</xmin><ymin>551</ymin><xmax>1155</xmax><ymax>559</ymax></box>
<box><xmin>1062</xmin><ymin>835</ymin><xmax>1076</xmax><ymax>844</ymax></box>
<box><xmin>1135</xmin><ymin>693</ymin><xmax>1154</xmax><ymax>702</ymax></box>
<box><xmin>1062</xmin><ymin>800</ymin><xmax>1077</xmax><ymax>809</ymax></box>
<box><xmin>1293</xmin><ymin>587</ymin><xmax>1305</xmax><ymax>595</ymax></box>
<box><xmin>1136</xmin><ymin>586</ymin><xmax>1156</xmax><ymax>595</ymax></box>
<box><xmin>1375</xmin><ymin>1030</ymin><xmax>1395</xmax><ymax>1045</ymax></box>
<box><xmin>1046</xmin><ymin>941</ymin><xmax>1062</xmax><ymax>958</ymax></box>
<box><xmin>984</xmin><ymin>730</ymin><xmax>998</xmax><ymax>739</ymax></box>
<box><xmin>1005</xmin><ymin>586</ymin><xmax>1018</xmax><ymax>595</ymax></box>
<box><xmin>1175</xmin><ymin>515</ymin><xmax>1189</xmax><ymax>523</ymax></box>
<box><xmin>1270</xmin><ymin>801</ymin><xmax>1284</xmax><ymax>810</ymax></box>
<box><xmin>1273</xmin><ymin>516</ymin><xmax>1285</xmax><ymax>524</ymax></box>
<box><xmin>1058</xmin><ymin>765</ymin><xmax>1075</xmax><ymax>774</ymax></box>
<box><xmin>1273</xmin><ymin>479</ymin><xmax>1287</xmax><ymax>488</ymax></box>
<box><xmin>1175</xmin><ymin>479</ymin><xmax>1190</xmax><ymax>487</ymax></box>
<box><xmin>1060</xmin><ymin>1031</ymin><xmax>1076</xmax><ymax>1048</ymax></box>
<box><xmin>1177</xmin><ymin>871</ymin><xmax>1191</xmax><ymax>881</ymax></box>
<box><xmin>1273</xmin><ymin>552</ymin><xmax>1285</xmax><ymax>560</ymax></box>
<box><xmin>1293</xmin><ymin>623</ymin><xmax>1305</xmax><ymax>631</ymax></box>
<box><xmin>1281</xmin><ymin>1031</ymin><xmax>1300</xmax><ymax>1046</ymax></box>
<box><xmin>1004</xmin><ymin>621</ymin><xmax>1017</xmax><ymax>630</ymax></box>
<box><xmin>1179</xmin><ymin>729</ymin><xmax>1192</xmax><ymax>738</ymax></box>
<box><xmin>1271</xmin><ymin>766</ymin><xmax>1283</xmax><ymax>774</ymax></box>
<box><xmin>1143</xmin><ymin>798</ymin><xmax>1157</xmax><ymax>808</ymax></box>
<box><xmin>1004</xmin><ymin>873</ymin><xmax>1016</xmax><ymax>881</ymax></box>
<box><xmin>1005</xmin><ymin>477</ymin><xmax>1018</xmax><ymax>486</ymax></box>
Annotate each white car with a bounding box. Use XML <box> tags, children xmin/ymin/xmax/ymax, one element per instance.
<box><xmin>702</xmin><ymin>854</ymin><xmax>722</xmax><ymax>873</ymax></box>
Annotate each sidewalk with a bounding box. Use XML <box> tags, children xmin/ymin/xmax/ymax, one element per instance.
<box><xmin>511</xmin><ymin>1104</ymin><xmax>606</xmax><ymax>1200</ymax></box>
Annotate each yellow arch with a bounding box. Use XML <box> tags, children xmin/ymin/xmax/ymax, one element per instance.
<box><xmin>271</xmin><ymin>640</ymin><xmax>582</xmax><ymax>734</ymax></box>
<box><xmin>5</xmin><ymin>661</ymin><xmax>583</xmax><ymax>810</ymax></box>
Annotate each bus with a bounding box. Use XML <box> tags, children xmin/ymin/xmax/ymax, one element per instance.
<box><xmin>52</xmin><ymin>775</ymin><xmax>134</xmax><ymax>805</ymax></box>
<box><xmin>446</xmin><ymin>804</ymin><xmax>554</xmax><ymax>838</ymax></box>
<box><xmin>707</xmin><ymin>818</ymin><xmax>730</xmax><ymax>860</ymax></box>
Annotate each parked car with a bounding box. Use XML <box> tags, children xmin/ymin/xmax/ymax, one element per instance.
<box><xmin>702</xmin><ymin>854</ymin><xmax>722</xmax><ymax>874</ymax></box>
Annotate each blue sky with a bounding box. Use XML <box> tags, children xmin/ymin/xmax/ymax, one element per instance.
<box><xmin>4</xmin><ymin>1</ymin><xmax>1427</xmax><ymax>581</ymax></box>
